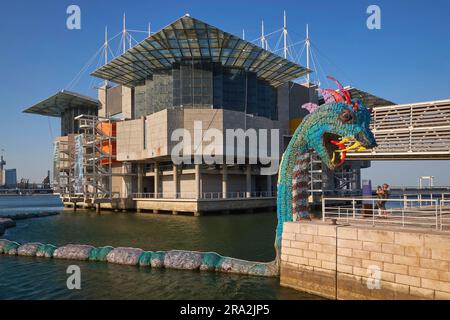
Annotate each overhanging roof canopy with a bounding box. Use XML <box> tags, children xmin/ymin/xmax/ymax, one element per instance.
<box><xmin>23</xmin><ymin>90</ymin><xmax>99</xmax><ymax>118</ymax></box>
<box><xmin>346</xmin><ymin>87</ymin><xmax>395</xmax><ymax>108</ymax></box>
<box><xmin>92</xmin><ymin>15</ymin><xmax>310</xmax><ymax>88</ymax></box>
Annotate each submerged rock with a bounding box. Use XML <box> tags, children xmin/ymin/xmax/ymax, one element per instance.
<box><xmin>89</xmin><ymin>246</ymin><xmax>114</xmax><ymax>262</ymax></box>
<box><xmin>0</xmin><ymin>213</ymin><xmax>57</xmax><ymax>236</ymax></box>
<box><xmin>17</xmin><ymin>243</ymin><xmax>43</xmax><ymax>257</ymax></box>
<box><xmin>54</xmin><ymin>244</ymin><xmax>94</xmax><ymax>261</ymax></box>
<box><xmin>0</xmin><ymin>218</ymin><xmax>16</xmax><ymax>229</ymax></box>
<box><xmin>150</xmin><ymin>251</ymin><xmax>166</xmax><ymax>268</ymax></box>
<box><xmin>36</xmin><ymin>244</ymin><xmax>57</xmax><ymax>258</ymax></box>
<box><xmin>106</xmin><ymin>247</ymin><xmax>143</xmax><ymax>265</ymax></box>
<box><xmin>164</xmin><ymin>250</ymin><xmax>202</xmax><ymax>270</ymax></box>
<box><xmin>5</xmin><ymin>212</ymin><xmax>58</xmax><ymax>221</ymax></box>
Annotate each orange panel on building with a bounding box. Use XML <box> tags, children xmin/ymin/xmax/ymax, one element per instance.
<box><xmin>289</xmin><ymin>118</ymin><xmax>304</xmax><ymax>135</ymax></box>
<box><xmin>96</xmin><ymin>122</ymin><xmax>119</xmax><ymax>165</ymax></box>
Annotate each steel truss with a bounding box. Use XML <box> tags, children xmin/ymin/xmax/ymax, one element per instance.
<box><xmin>348</xmin><ymin>99</ymin><xmax>450</xmax><ymax>160</ymax></box>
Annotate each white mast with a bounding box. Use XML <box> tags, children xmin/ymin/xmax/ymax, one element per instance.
<box><xmin>261</xmin><ymin>20</ymin><xmax>265</xmax><ymax>49</ymax></box>
<box><xmin>104</xmin><ymin>26</ymin><xmax>109</xmax><ymax>65</ymax></box>
<box><xmin>122</xmin><ymin>13</ymin><xmax>127</xmax><ymax>53</ymax></box>
<box><xmin>104</xmin><ymin>26</ymin><xmax>109</xmax><ymax>86</ymax></box>
<box><xmin>148</xmin><ymin>23</ymin><xmax>151</xmax><ymax>37</ymax></box>
<box><xmin>242</xmin><ymin>29</ymin><xmax>245</xmax><ymax>40</ymax></box>
<box><xmin>283</xmin><ymin>11</ymin><xmax>288</xmax><ymax>59</ymax></box>
<box><xmin>306</xmin><ymin>24</ymin><xmax>310</xmax><ymax>84</ymax></box>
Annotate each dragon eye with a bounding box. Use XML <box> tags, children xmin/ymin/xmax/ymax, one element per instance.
<box><xmin>340</xmin><ymin>109</ymin><xmax>354</xmax><ymax>123</ymax></box>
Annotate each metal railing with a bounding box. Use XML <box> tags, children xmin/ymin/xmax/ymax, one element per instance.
<box><xmin>440</xmin><ymin>199</ymin><xmax>450</xmax><ymax>231</ymax></box>
<box><xmin>132</xmin><ymin>191</ymin><xmax>276</xmax><ymax>200</ymax></box>
<box><xmin>402</xmin><ymin>192</ymin><xmax>450</xmax><ymax>207</ymax></box>
<box><xmin>391</xmin><ymin>186</ymin><xmax>450</xmax><ymax>191</ymax></box>
<box><xmin>322</xmin><ymin>197</ymin><xmax>444</xmax><ymax>231</ymax></box>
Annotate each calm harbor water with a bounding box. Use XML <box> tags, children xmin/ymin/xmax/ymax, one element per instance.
<box><xmin>0</xmin><ymin>196</ymin><xmax>318</xmax><ymax>300</ymax></box>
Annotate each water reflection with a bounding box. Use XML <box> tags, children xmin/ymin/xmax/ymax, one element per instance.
<box><xmin>0</xmin><ymin>196</ymin><xmax>319</xmax><ymax>300</ymax></box>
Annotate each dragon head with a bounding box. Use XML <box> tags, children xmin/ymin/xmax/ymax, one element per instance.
<box><xmin>302</xmin><ymin>77</ymin><xmax>377</xmax><ymax>170</ymax></box>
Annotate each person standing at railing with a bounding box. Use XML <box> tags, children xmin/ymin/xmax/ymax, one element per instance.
<box><xmin>380</xmin><ymin>183</ymin><xmax>390</xmax><ymax>218</ymax></box>
<box><xmin>376</xmin><ymin>186</ymin><xmax>385</xmax><ymax>217</ymax></box>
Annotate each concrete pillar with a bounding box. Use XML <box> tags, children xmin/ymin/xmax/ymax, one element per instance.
<box><xmin>354</xmin><ymin>167</ymin><xmax>362</xmax><ymax>191</ymax></box>
<box><xmin>267</xmin><ymin>174</ymin><xmax>272</xmax><ymax>195</ymax></box>
<box><xmin>121</xmin><ymin>163</ymin><xmax>131</xmax><ymax>199</ymax></box>
<box><xmin>222</xmin><ymin>165</ymin><xmax>228</xmax><ymax>199</ymax></box>
<box><xmin>246</xmin><ymin>165</ymin><xmax>252</xmax><ymax>198</ymax></box>
<box><xmin>195</xmin><ymin>164</ymin><xmax>201</xmax><ymax>199</ymax></box>
<box><xmin>98</xmin><ymin>84</ymin><xmax>109</xmax><ymax>118</ymax></box>
<box><xmin>137</xmin><ymin>163</ymin><xmax>143</xmax><ymax>196</ymax></box>
<box><xmin>121</xmin><ymin>85</ymin><xmax>134</xmax><ymax>119</ymax></box>
<box><xmin>173</xmin><ymin>164</ymin><xmax>178</xmax><ymax>199</ymax></box>
<box><xmin>154</xmin><ymin>163</ymin><xmax>159</xmax><ymax>199</ymax></box>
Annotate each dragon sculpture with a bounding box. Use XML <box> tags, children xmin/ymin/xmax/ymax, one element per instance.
<box><xmin>0</xmin><ymin>77</ymin><xmax>377</xmax><ymax>278</ymax></box>
<box><xmin>274</xmin><ymin>76</ymin><xmax>377</xmax><ymax>258</ymax></box>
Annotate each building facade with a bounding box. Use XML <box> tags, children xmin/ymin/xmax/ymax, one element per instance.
<box><xmin>0</xmin><ymin>156</ymin><xmax>5</xmax><ymax>186</ymax></box>
<box><xmin>24</xmin><ymin>15</ymin><xmax>378</xmax><ymax>214</ymax></box>
<box><xmin>5</xmin><ymin>169</ymin><xmax>17</xmax><ymax>188</ymax></box>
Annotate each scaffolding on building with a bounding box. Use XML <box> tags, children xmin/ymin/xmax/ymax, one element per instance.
<box><xmin>53</xmin><ymin>138</ymin><xmax>75</xmax><ymax>196</ymax></box>
<box><xmin>74</xmin><ymin>114</ymin><xmax>115</xmax><ymax>204</ymax></box>
<box><xmin>309</xmin><ymin>152</ymin><xmax>362</xmax><ymax>202</ymax></box>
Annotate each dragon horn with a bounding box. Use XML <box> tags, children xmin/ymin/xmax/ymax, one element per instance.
<box><xmin>321</xmin><ymin>89</ymin><xmax>345</xmax><ymax>103</ymax></box>
<box><xmin>327</xmin><ymin>76</ymin><xmax>352</xmax><ymax>105</ymax></box>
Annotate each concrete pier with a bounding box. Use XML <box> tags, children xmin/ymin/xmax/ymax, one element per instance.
<box><xmin>134</xmin><ymin>197</ymin><xmax>275</xmax><ymax>216</ymax></box>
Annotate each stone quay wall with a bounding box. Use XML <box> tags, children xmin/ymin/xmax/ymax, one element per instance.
<box><xmin>280</xmin><ymin>221</ymin><xmax>450</xmax><ymax>300</ymax></box>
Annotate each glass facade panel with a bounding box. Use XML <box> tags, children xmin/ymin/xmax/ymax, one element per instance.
<box><xmin>134</xmin><ymin>72</ymin><xmax>173</xmax><ymax>118</ymax></box>
<box><xmin>133</xmin><ymin>60</ymin><xmax>277</xmax><ymax>120</ymax></box>
<box><xmin>173</xmin><ymin>60</ymin><xmax>213</xmax><ymax>108</ymax></box>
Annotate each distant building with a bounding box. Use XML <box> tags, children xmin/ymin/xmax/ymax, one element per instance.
<box><xmin>0</xmin><ymin>156</ymin><xmax>5</xmax><ymax>186</ymax></box>
<box><xmin>5</xmin><ymin>169</ymin><xmax>17</xmax><ymax>188</ymax></box>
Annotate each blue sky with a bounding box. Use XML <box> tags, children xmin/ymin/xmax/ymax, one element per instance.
<box><xmin>0</xmin><ymin>0</ymin><xmax>449</xmax><ymax>185</ymax></box>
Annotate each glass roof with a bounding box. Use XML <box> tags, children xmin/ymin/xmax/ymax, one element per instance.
<box><xmin>346</xmin><ymin>87</ymin><xmax>395</xmax><ymax>108</ymax></box>
<box><xmin>23</xmin><ymin>90</ymin><xmax>99</xmax><ymax>117</ymax></box>
<box><xmin>92</xmin><ymin>15</ymin><xmax>310</xmax><ymax>88</ymax></box>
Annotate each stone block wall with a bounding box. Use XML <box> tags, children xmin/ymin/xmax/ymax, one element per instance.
<box><xmin>280</xmin><ymin>221</ymin><xmax>450</xmax><ymax>300</ymax></box>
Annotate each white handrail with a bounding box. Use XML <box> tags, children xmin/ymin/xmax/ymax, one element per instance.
<box><xmin>322</xmin><ymin>196</ymin><xmax>444</xmax><ymax>231</ymax></box>
<box><xmin>132</xmin><ymin>191</ymin><xmax>276</xmax><ymax>200</ymax></box>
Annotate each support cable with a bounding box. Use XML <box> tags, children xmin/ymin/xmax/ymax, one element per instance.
<box><xmin>66</xmin><ymin>45</ymin><xmax>104</xmax><ymax>90</ymax></box>
<box><xmin>65</xmin><ymin>31</ymin><xmax>122</xmax><ymax>90</ymax></box>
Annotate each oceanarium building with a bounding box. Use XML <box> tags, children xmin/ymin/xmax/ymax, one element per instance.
<box><xmin>24</xmin><ymin>15</ymin><xmax>386</xmax><ymax>215</ymax></box>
